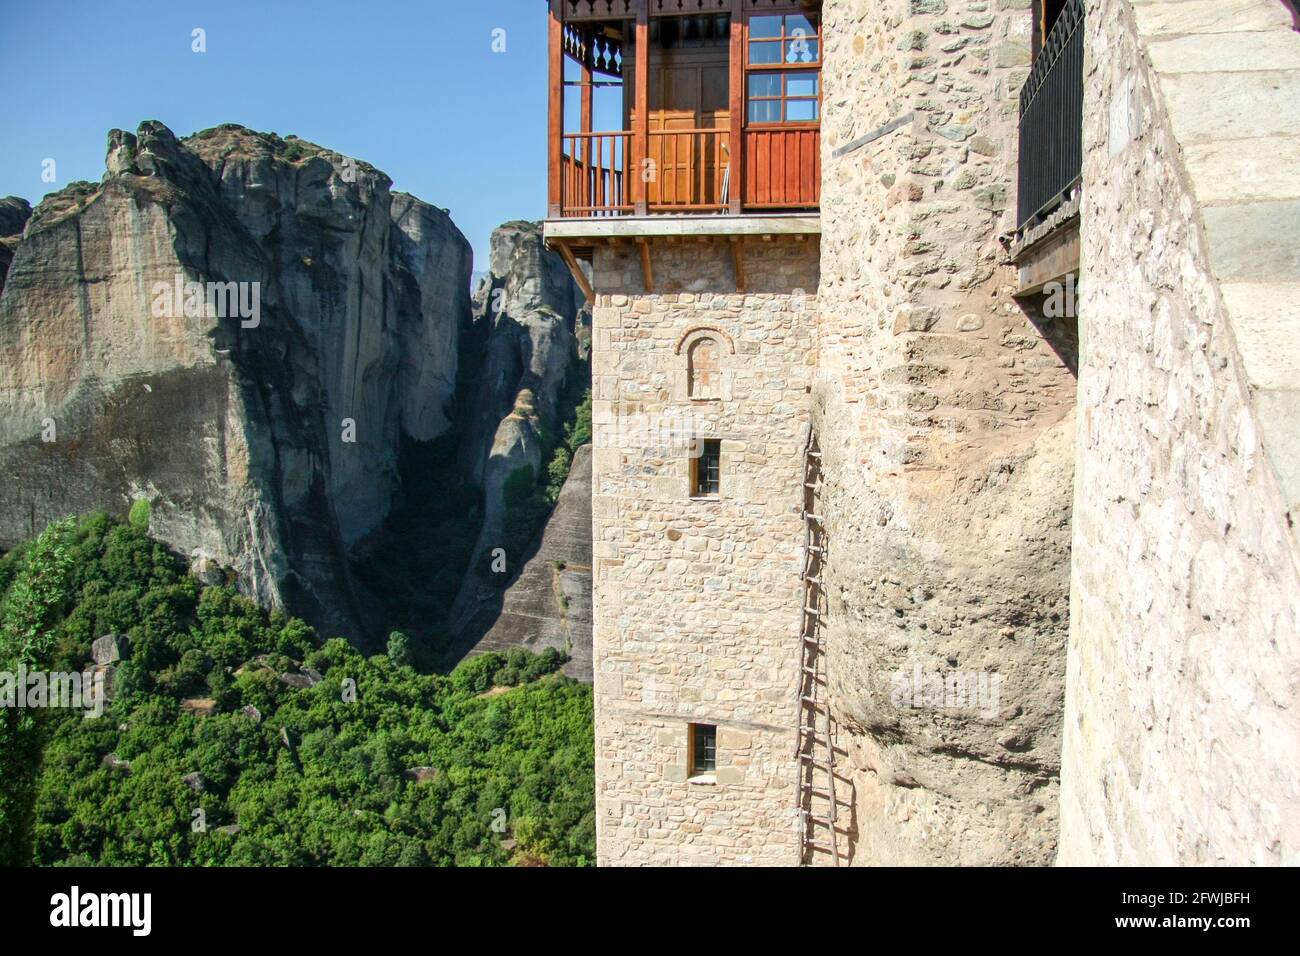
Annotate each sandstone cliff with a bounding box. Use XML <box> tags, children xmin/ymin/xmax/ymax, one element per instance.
<box><xmin>461</xmin><ymin>221</ymin><xmax>586</xmax><ymax>499</ymax></box>
<box><xmin>0</xmin><ymin>121</ymin><xmax>471</xmax><ymax>642</ymax></box>
<box><xmin>446</xmin><ymin>222</ymin><xmax>591</xmax><ymax>665</ymax></box>
<box><xmin>449</xmin><ymin>444</ymin><xmax>594</xmax><ymax>681</ymax></box>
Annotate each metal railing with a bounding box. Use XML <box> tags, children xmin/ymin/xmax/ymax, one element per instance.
<box><xmin>1016</xmin><ymin>0</ymin><xmax>1085</xmax><ymax>229</ymax></box>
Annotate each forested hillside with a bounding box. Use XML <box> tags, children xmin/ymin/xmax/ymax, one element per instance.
<box><xmin>0</xmin><ymin>514</ymin><xmax>594</xmax><ymax>866</ymax></box>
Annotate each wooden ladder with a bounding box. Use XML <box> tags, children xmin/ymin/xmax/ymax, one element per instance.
<box><xmin>794</xmin><ymin>428</ymin><xmax>847</xmax><ymax>866</ymax></box>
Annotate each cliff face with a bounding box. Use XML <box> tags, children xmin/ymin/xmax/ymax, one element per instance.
<box><xmin>0</xmin><ymin>121</ymin><xmax>471</xmax><ymax>641</ymax></box>
<box><xmin>0</xmin><ymin>197</ymin><xmax>31</xmax><ymax>294</ymax></box>
<box><xmin>462</xmin><ymin>220</ymin><xmax>585</xmax><ymax>505</ymax></box>
<box><xmin>447</xmin><ymin>222</ymin><xmax>590</xmax><ymax>657</ymax></box>
<box><xmin>814</xmin><ymin>0</ymin><xmax>1073</xmax><ymax>865</ymax></box>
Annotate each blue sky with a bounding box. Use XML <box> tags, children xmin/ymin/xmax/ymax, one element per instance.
<box><xmin>0</xmin><ymin>0</ymin><xmax>558</xmax><ymax>271</ymax></box>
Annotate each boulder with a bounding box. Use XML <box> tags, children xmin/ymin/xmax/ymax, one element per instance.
<box><xmin>91</xmin><ymin>633</ymin><xmax>126</xmax><ymax>665</ymax></box>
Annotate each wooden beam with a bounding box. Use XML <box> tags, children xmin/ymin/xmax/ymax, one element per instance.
<box><xmin>580</xmin><ymin>50</ymin><xmax>593</xmax><ymax>173</ymax></box>
<box><xmin>548</xmin><ymin>0</ymin><xmax>564</xmax><ymax>218</ymax></box>
<box><xmin>555</xmin><ymin>240</ymin><xmax>595</xmax><ymax>305</ymax></box>
<box><xmin>634</xmin><ymin>1</ymin><xmax>650</xmax><ymax>216</ymax></box>
<box><xmin>730</xmin><ymin>236</ymin><xmax>745</xmax><ymax>294</ymax></box>
<box><xmin>637</xmin><ymin>238</ymin><xmax>653</xmax><ymax>293</ymax></box>
<box><xmin>728</xmin><ymin>0</ymin><xmax>744</xmax><ymax>215</ymax></box>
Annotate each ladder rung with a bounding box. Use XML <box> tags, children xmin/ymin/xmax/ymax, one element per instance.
<box><xmin>805</xmin><ymin>545</ymin><xmax>823</xmax><ymax>554</ymax></box>
<box><xmin>807</xmin><ymin>821</ymin><xmax>853</xmax><ymax>837</ymax></box>
<box><xmin>807</xmin><ymin>451</ymin><xmax>822</xmax><ymax>459</ymax></box>
<box><xmin>805</xmin><ymin>576</ymin><xmax>823</xmax><ymax>586</ymax></box>
<box><xmin>803</xmin><ymin>606</ymin><xmax>821</xmax><ymax>616</ymax></box>
<box><xmin>806</xmin><ymin>790</ymin><xmax>850</xmax><ymax>806</ymax></box>
<box><xmin>804</xmin><ymin>513</ymin><xmax>824</xmax><ymax>523</ymax></box>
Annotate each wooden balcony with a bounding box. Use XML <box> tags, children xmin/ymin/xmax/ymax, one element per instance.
<box><xmin>548</xmin><ymin>0</ymin><xmax>822</xmax><ymax>219</ymax></box>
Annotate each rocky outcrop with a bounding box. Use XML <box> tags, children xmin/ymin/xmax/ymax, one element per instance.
<box><xmin>462</xmin><ymin>221</ymin><xmax>585</xmax><ymax>499</ymax></box>
<box><xmin>0</xmin><ymin>197</ymin><xmax>31</xmax><ymax>295</ymax></box>
<box><xmin>0</xmin><ymin>121</ymin><xmax>471</xmax><ymax>642</ymax></box>
<box><xmin>449</xmin><ymin>444</ymin><xmax>594</xmax><ymax>681</ymax></box>
<box><xmin>447</xmin><ymin>222</ymin><xmax>588</xmax><ymax>648</ymax></box>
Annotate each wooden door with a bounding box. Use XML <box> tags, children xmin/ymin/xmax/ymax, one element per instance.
<box><xmin>640</xmin><ymin>48</ymin><xmax>730</xmax><ymax>209</ymax></box>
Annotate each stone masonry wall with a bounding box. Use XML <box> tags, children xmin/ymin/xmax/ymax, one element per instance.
<box><xmin>590</xmin><ymin>238</ymin><xmax>817</xmax><ymax>865</ymax></box>
<box><xmin>814</xmin><ymin>0</ymin><xmax>1077</xmax><ymax>864</ymax></box>
<box><xmin>1060</xmin><ymin>0</ymin><xmax>1300</xmax><ymax>865</ymax></box>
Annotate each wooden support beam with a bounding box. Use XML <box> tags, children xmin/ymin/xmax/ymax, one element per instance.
<box><xmin>548</xmin><ymin>0</ymin><xmax>564</xmax><ymax>218</ymax></box>
<box><xmin>634</xmin><ymin>2</ymin><xmax>650</xmax><ymax>216</ymax></box>
<box><xmin>580</xmin><ymin>51</ymin><xmax>593</xmax><ymax>176</ymax></box>
<box><xmin>728</xmin><ymin>0</ymin><xmax>744</xmax><ymax>215</ymax></box>
<box><xmin>637</xmin><ymin>238</ymin><xmax>653</xmax><ymax>294</ymax></box>
<box><xmin>730</xmin><ymin>236</ymin><xmax>745</xmax><ymax>294</ymax></box>
<box><xmin>555</xmin><ymin>240</ymin><xmax>595</xmax><ymax>305</ymax></box>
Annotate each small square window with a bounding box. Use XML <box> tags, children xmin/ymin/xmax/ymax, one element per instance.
<box><xmin>787</xmin><ymin>74</ymin><xmax>819</xmax><ymax>98</ymax></box>
<box><xmin>786</xmin><ymin>99</ymin><xmax>819</xmax><ymax>122</ymax></box>
<box><xmin>689</xmin><ymin>723</ymin><xmax>717</xmax><ymax>776</ymax></box>
<box><xmin>748</xmin><ymin>72</ymin><xmax>781</xmax><ymax>98</ymax></box>
<box><xmin>692</xmin><ymin>439</ymin><xmax>721</xmax><ymax>497</ymax></box>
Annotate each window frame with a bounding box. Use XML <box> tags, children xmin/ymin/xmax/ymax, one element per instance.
<box><xmin>743</xmin><ymin>9</ymin><xmax>822</xmax><ymax>129</ymax></box>
<box><xmin>691</xmin><ymin>438</ymin><xmax>722</xmax><ymax>498</ymax></box>
<box><xmin>688</xmin><ymin>722</ymin><xmax>718</xmax><ymax>777</ymax></box>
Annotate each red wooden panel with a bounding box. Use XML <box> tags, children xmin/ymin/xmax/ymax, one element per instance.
<box><xmin>742</xmin><ymin>127</ymin><xmax>820</xmax><ymax>209</ymax></box>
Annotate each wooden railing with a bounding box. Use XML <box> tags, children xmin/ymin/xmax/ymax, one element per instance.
<box><xmin>557</xmin><ymin>124</ymin><xmax>820</xmax><ymax>216</ymax></box>
<box><xmin>647</xmin><ymin>127</ymin><xmax>731</xmax><ymax>212</ymax></box>
<box><xmin>562</xmin><ymin>131</ymin><xmax>633</xmax><ymax>216</ymax></box>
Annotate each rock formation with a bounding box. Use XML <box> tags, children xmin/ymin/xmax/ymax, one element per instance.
<box><xmin>0</xmin><ymin>121</ymin><xmax>471</xmax><ymax>642</ymax></box>
<box><xmin>447</xmin><ymin>222</ymin><xmax>591</xmax><ymax>665</ymax></box>
<box><xmin>449</xmin><ymin>444</ymin><xmax>594</xmax><ymax>681</ymax></box>
<box><xmin>461</xmin><ymin>221</ymin><xmax>586</xmax><ymax>503</ymax></box>
<box><xmin>0</xmin><ymin>196</ymin><xmax>31</xmax><ymax>294</ymax></box>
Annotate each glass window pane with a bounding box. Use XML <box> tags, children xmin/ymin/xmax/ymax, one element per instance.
<box><xmin>748</xmin><ymin>40</ymin><xmax>781</xmax><ymax>64</ymax></box>
<box><xmin>785</xmin><ymin>37</ymin><xmax>818</xmax><ymax>63</ymax></box>
<box><xmin>786</xmin><ymin>99</ymin><xmax>819</xmax><ymax>122</ymax></box>
<box><xmin>786</xmin><ymin>74</ymin><xmax>819</xmax><ymax>97</ymax></box>
<box><xmin>747</xmin><ymin>72</ymin><xmax>780</xmax><ymax>97</ymax></box>
<box><xmin>786</xmin><ymin>14</ymin><xmax>816</xmax><ymax>35</ymax></box>
<box><xmin>748</xmin><ymin>100</ymin><xmax>780</xmax><ymax>123</ymax></box>
<box><xmin>749</xmin><ymin>15</ymin><xmax>781</xmax><ymax>38</ymax></box>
